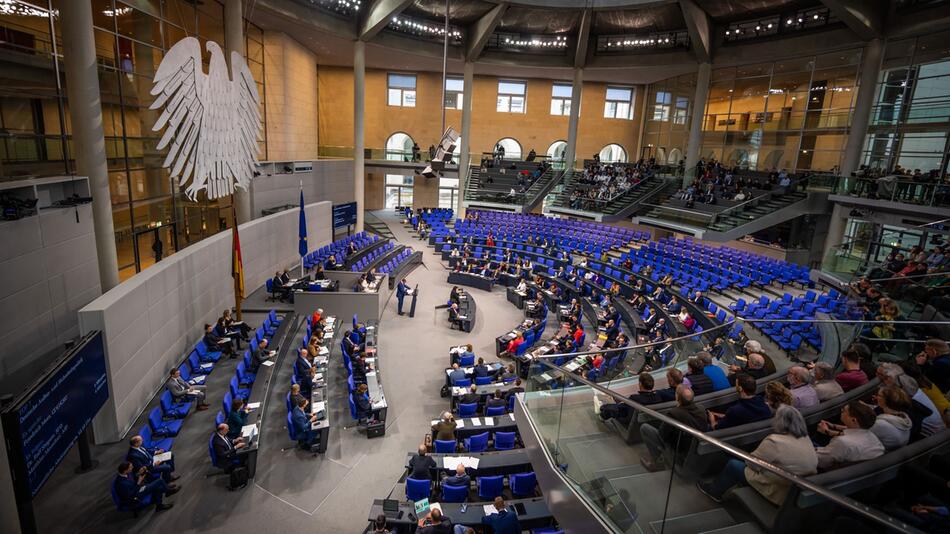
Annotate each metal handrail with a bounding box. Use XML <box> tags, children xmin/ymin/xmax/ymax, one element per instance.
<box><xmin>527</xmin><ymin>354</ymin><xmax>924</xmax><ymax>533</ymax></box>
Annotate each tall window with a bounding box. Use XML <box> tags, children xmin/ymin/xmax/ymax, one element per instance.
<box><xmin>385</xmin><ymin>175</ymin><xmax>414</xmax><ymax>208</ymax></box>
<box><xmin>497</xmin><ymin>80</ymin><xmax>526</xmax><ymax>113</ymax></box>
<box><xmin>604</xmin><ymin>86</ymin><xmax>634</xmax><ymax>119</ymax></box>
<box><xmin>673</xmin><ymin>96</ymin><xmax>689</xmax><ymax>125</ymax></box>
<box><xmin>550</xmin><ymin>83</ymin><xmax>572</xmax><ymax>116</ymax></box>
<box><xmin>599</xmin><ymin>144</ymin><xmax>627</xmax><ymax>163</ymax></box>
<box><xmin>445</xmin><ymin>77</ymin><xmax>463</xmax><ymax>109</ymax></box>
<box><xmin>652</xmin><ymin>91</ymin><xmax>671</xmax><ymax>121</ymax></box>
<box><xmin>385</xmin><ymin>132</ymin><xmax>415</xmax><ymax>161</ymax></box>
<box><xmin>388</xmin><ymin>74</ymin><xmax>417</xmax><ymax>107</ymax></box>
<box><xmin>439</xmin><ymin>177</ymin><xmax>459</xmax><ymax>208</ymax></box>
<box><xmin>495</xmin><ymin>138</ymin><xmax>523</xmax><ymax>160</ymax></box>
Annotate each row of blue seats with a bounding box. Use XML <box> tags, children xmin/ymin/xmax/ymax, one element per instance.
<box><xmin>406</xmin><ymin>471</ymin><xmax>537</xmax><ymax>503</ymax></box>
<box><xmin>378</xmin><ymin>247</ymin><xmax>414</xmax><ymax>275</ymax></box>
<box><xmin>350</xmin><ymin>242</ymin><xmax>396</xmax><ymax>271</ymax></box>
<box><xmin>302</xmin><ymin>232</ymin><xmax>378</xmax><ymax>270</ymax></box>
<box><xmin>137</xmin><ymin>311</ymin><xmax>282</xmax><ymax>453</ymax></box>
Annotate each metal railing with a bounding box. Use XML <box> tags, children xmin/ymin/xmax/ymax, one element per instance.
<box><xmin>831</xmin><ymin>175</ymin><xmax>950</xmax><ymax>207</ymax></box>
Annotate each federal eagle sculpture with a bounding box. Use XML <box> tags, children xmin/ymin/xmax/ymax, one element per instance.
<box><xmin>150</xmin><ymin>37</ymin><xmax>261</xmax><ymax>201</ymax></box>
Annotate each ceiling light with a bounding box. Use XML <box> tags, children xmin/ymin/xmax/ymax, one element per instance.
<box><xmin>787</xmin><ymin>19</ymin><xmax>793</xmax><ymax>25</ymax></box>
<box><xmin>766</xmin><ymin>23</ymin><xmax>773</xmax><ymax>29</ymax></box>
<box><xmin>755</xmin><ymin>25</ymin><xmax>761</xmax><ymax>31</ymax></box>
<box><xmin>813</xmin><ymin>13</ymin><xmax>819</xmax><ymax>19</ymax></box>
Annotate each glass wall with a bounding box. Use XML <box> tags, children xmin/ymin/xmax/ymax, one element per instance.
<box><xmin>864</xmin><ymin>30</ymin><xmax>950</xmax><ymax>177</ymax></box>
<box><xmin>384</xmin><ymin>174</ymin><xmax>413</xmax><ymax>208</ymax></box>
<box><xmin>641</xmin><ymin>73</ymin><xmax>695</xmax><ymax>164</ymax></box>
<box><xmin>438</xmin><ymin>177</ymin><xmax>458</xmax><ymax>209</ymax></box>
<box><xmin>0</xmin><ymin>0</ymin><xmax>267</xmax><ymax>280</ymax></box>
<box><xmin>698</xmin><ymin>51</ymin><xmax>860</xmax><ymax>172</ymax></box>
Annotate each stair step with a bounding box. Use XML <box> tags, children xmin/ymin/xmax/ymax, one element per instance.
<box><xmin>650</xmin><ymin>508</ymin><xmax>737</xmax><ymax>534</ymax></box>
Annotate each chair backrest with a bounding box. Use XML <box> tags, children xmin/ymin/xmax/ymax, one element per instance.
<box><xmin>510</xmin><ymin>471</ymin><xmax>537</xmax><ymax>497</ymax></box>
<box><xmin>223</xmin><ymin>391</ymin><xmax>233</xmax><ymax>416</ymax></box>
<box><xmin>208</xmin><ymin>434</ymin><xmax>219</xmax><ymax>467</ymax></box>
<box><xmin>139</xmin><ymin>424</ymin><xmax>154</xmax><ymax>447</ymax></box>
<box><xmin>453</xmin><ymin>378</ymin><xmax>472</xmax><ymax>388</ymax></box>
<box><xmin>434</xmin><ymin>439</ymin><xmax>457</xmax><ymax>453</ymax></box>
<box><xmin>287</xmin><ymin>411</ymin><xmax>297</xmax><ymax>441</ymax></box>
<box><xmin>160</xmin><ymin>391</ymin><xmax>173</xmax><ymax>411</ymax></box>
<box><xmin>477</xmin><ymin>475</ymin><xmax>504</xmax><ymax>500</ymax></box>
<box><xmin>459</xmin><ymin>403</ymin><xmax>478</xmax><ymax>417</ymax></box>
<box><xmin>468</xmin><ymin>431</ymin><xmax>489</xmax><ymax>452</ymax></box>
<box><xmin>147</xmin><ymin>407</ymin><xmax>163</xmax><ymax>431</ymax></box>
<box><xmin>441</xmin><ymin>484</ymin><xmax>468</xmax><ymax>503</ymax></box>
<box><xmin>475</xmin><ymin>376</ymin><xmax>492</xmax><ymax>386</ymax></box>
<box><xmin>459</xmin><ymin>354</ymin><xmax>475</xmax><ymax>366</ymax></box>
<box><xmin>406</xmin><ymin>478</ymin><xmax>431</xmax><ymax>501</ymax></box>
<box><xmin>494</xmin><ymin>431</ymin><xmax>516</xmax><ymax>450</ymax></box>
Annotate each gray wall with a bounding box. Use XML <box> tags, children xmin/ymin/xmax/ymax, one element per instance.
<box><xmin>0</xmin><ymin>203</ymin><xmax>101</xmax><ymax>380</ymax></box>
<box><xmin>79</xmin><ymin>201</ymin><xmax>333</xmax><ymax>443</ymax></box>
<box><xmin>250</xmin><ymin>159</ymin><xmax>355</xmax><ymax>218</ymax></box>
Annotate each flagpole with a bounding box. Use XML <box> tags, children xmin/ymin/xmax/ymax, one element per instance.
<box><xmin>231</xmin><ymin>199</ymin><xmax>243</xmax><ymax>321</ymax></box>
<box><xmin>299</xmin><ymin>180</ymin><xmax>305</xmax><ymax>279</ymax></box>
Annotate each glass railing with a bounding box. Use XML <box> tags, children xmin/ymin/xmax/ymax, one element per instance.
<box><xmin>518</xmin><ymin>317</ymin><xmax>936</xmax><ymax>534</ymax></box>
<box><xmin>831</xmin><ymin>175</ymin><xmax>950</xmax><ymax>207</ymax></box>
<box><xmin>316</xmin><ymin>145</ymin><xmax>460</xmax><ymax>165</ymax></box>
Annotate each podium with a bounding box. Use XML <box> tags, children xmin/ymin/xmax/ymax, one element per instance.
<box><xmin>409</xmin><ymin>285</ymin><xmax>419</xmax><ymax>318</ymax></box>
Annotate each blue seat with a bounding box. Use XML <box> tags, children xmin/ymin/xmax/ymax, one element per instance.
<box><xmin>441</xmin><ymin>483</ymin><xmax>468</xmax><ymax>503</ymax></box>
<box><xmin>459</xmin><ymin>354</ymin><xmax>475</xmax><ymax>366</ymax></box>
<box><xmin>406</xmin><ymin>478</ymin><xmax>431</xmax><ymax>501</ymax></box>
<box><xmin>215</xmin><ymin>411</ymin><xmax>225</xmax><ymax>427</ymax></box>
<box><xmin>195</xmin><ymin>341</ymin><xmax>222</xmax><ymax>363</ymax></box>
<box><xmin>230</xmin><ymin>375</ymin><xmax>251</xmax><ymax>400</ymax></box>
<box><xmin>236</xmin><ymin>361</ymin><xmax>255</xmax><ymax>386</ymax></box>
<box><xmin>485</xmin><ymin>405</ymin><xmax>506</xmax><ymax>417</ymax></box>
<box><xmin>434</xmin><ymin>439</ymin><xmax>457</xmax><ymax>453</ymax></box>
<box><xmin>510</xmin><ymin>471</ymin><xmax>537</xmax><ymax>497</ymax></box>
<box><xmin>458</xmin><ymin>403</ymin><xmax>478</xmax><ymax>417</ymax></box>
<box><xmin>160</xmin><ymin>391</ymin><xmax>191</xmax><ymax>419</ymax></box>
<box><xmin>494</xmin><ymin>431</ymin><xmax>516</xmax><ymax>450</ymax></box>
<box><xmin>148</xmin><ymin>407</ymin><xmax>182</xmax><ymax>437</ymax></box>
<box><xmin>453</xmin><ymin>378</ymin><xmax>472</xmax><ymax>387</ymax></box>
<box><xmin>477</xmin><ymin>475</ymin><xmax>504</xmax><ymax>500</ymax></box>
<box><xmin>188</xmin><ymin>351</ymin><xmax>213</xmax><ymax>376</ymax></box>
<box><xmin>222</xmin><ymin>391</ymin><xmax>233</xmax><ymax>418</ymax></box>
<box><xmin>140</xmin><ymin>424</ymin><xmax>173</xmax><ymax>452</ymax></box>
<box><xmin>286</xmin><ymin>411</ymin><xmax>297</xmax><ymax>442</ymax></box>
<box><xmin>464</xmin><ymin>431</ymin><xmax>489</xmax><ymax>452</ymax></box>
<box><xmin>475</xmin><ymin>376</ymin><xmax>492</xmax><ymax>386</ymax></box>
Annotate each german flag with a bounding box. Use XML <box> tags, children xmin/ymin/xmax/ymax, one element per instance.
<box><xmin>231</xmin><ymin>206</ymin><xmax>245</xmax><ymax>303</ymax></box>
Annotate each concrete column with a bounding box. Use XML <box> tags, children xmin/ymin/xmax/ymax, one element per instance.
<box><xmin>225</xmin><ymin>0</ymin><xmax>252</xmax><ymax>223</ymax></box>
<box><xmin>60</xmin><ymin>0</ymin><xmax>119</xmax><ymax>291</ymax></box>
<box><xmin>563</xmin><ymin>67</ymin><xmax>583</xmax><ymax>176</ymax></box>
<box><xmin>840</xmin><ymin>38</ymin><xmax>884</xmax><ymax>178</ymax></box>
<box><xmin>822</xmin><ymin>203</ymin><xmax>850</xmax><ymax>262</ymax></box>
<box><xmin>684</xmin><ymin>62</ymin><xmax>711</xmax><ymax>187</ymax></box>
<box><xmin>353</xmin><ymin>40</ymin><xmax>365</xmax><ymax>232</ymax></box>
<box><xmin>457</xmin><ymin>61</ymin><xmax>474</xmax><ymax>219</ymax></box>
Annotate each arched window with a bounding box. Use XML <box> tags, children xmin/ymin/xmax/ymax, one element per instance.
<box><xmin>385</xmin><ymin>132</ymin><xmax>415</xmax><ymax>161</ymax></box>
<box><xmin>667</xmin><ymin>148</ymin><xmax>683</xmax><ymax>164</ymax></box>
<box><xmin>599</xmin><ymin>143</ymin><xmax>627</xmax><ymax>163</ymax></box>
<box><xmin>547</xmin><ymin>140</ymin><xmax>567</xmax><ymax>161</ymax></box>
<box><xmin>655</xmin><ymin>147</ymin><xmax>667</xmax><ymax>163</ymax></box>
<box><xmin>494</xmin><ymin>137</ymin><xmax>522</xmax><ymax>160</ymax></box>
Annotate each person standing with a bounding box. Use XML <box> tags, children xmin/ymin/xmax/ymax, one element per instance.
<box><xmin>151</xmin><ymin>235</ymin><xmax>163</xmax><ymax>262</ymax></box>
<box><xmin>396</xmin><ymin>278</ymin><xmax>410</xmax><ymax>316</ymax></box>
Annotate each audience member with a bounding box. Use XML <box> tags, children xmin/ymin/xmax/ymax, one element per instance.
<box><xmin>698</xmin><ymin>351</ymin><xmax>730</xmax><ymax>391</ymax></box>
<box><xmin>640</xmin><ymin>385</ymin><xmax>709</xmax><ymax>471</ymax></box>
<box><xmin>698</xmin><ymin>405</ymin><xmax>817</xmax><ymax>504</ymax></box>
<box><xmin>815</xmin><ymin>401</ymin><xmax>885</xmax><ymax>470</ymax></box>
<box><xmin>870</xmin><ymin>385</ymin><xmax>913</xmax><ymax>450</ymax></box>
<box><xmin>813</xmin><ymin>362</ymin><xmax>845</xmax><ymax>401</ymax></box>
<box><xmin>728</xmin><ymin>353</ymin><xmax>768</xmax><ymax>385</ymax></box>
<box><xmin>685</xmin><ymin>357</ymin><xmax>714</xmax><ymax>396</ymax></box>
<box><xmin>708</xmin><ymin>374</ymin><xmax>771</xmax><ymax>430</ymax></box>
<box><xmin>835</xmin><ymin>349</ymin><xmax>869</xmax><ymax>392</ymax></box>
<box><xmin>917</xmin><ymin>339</ymin><xmax>950</xmax><ymax>393</ymax></box>
<box><xmin>764</xmin><ymin>382</ymin><xmax>794</xmax><ymax>411</ymax></box>
<box><xmin>787</xmin><ymin>366</ymin><xmax>819</xmax><ymax>409</ymax></box>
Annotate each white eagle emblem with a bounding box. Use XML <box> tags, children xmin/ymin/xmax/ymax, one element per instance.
<box><xmin>150</xmin><ymin>37</ymin><xmax>261</xmax><ymax>201</ymax></box>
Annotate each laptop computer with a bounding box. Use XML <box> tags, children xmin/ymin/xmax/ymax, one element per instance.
<box><xmin>382</xmin><ymin>499</ymin><xmax>400</xmax><ymax>519</ymax></box>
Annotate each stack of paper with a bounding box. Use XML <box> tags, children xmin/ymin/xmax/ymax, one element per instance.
<box><xmin>247</xmin><ymin>402</ymin><xmax>261</xmax><ymax>410</ymax></box>
<box><xmin>470</xmin><ymin>417</ymin><xmax>481</xmax><ymax>426</ymax></box>
<box><xmin>261</xmin><ymin>360</ymin><xmax>275</xmax><ymax>367</ymax></box>
<box><xmin>455</xmin><ymin>419</ymin><xmax>465</xmax><ymax>428</ymax></box>
<box><xmin>483</xmin><ymin>505</ymin><xmax>498</xmax><ymax>516</ymax></box>
<box><xmin>154</xmin><ymin>451</ymin><xmax>172</xmax><ymax>463</ymax></box>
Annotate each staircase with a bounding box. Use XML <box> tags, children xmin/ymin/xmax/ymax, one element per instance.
<box><xmin>635</xmin><ymin>188</ymin><xmax>828</xmax><ymax>241</ymax></box>
<box><xmin>464</xmin><ymin>159</ymin><xmax>555</xmax><ymax>212</ymax></box>
<box><xmin>521</xmin><ymin>166</ymin><xmax>563</xmax><ymax>213</ymax></box>
<box><xmin>548</xmin><ymin>175</ymin><xmax>674</xmax><ymax>222</ymax></box>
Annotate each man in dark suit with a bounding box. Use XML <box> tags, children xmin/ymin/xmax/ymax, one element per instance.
<box><xmin>127</xmin><ymin>435</ymin><xmax>177</xmax><ymax>483</ymax></box>
<box><xmin>204</xmin><ymin>323</ymin><xmax>235</xmax><ymax>358</ymax></box>
<box><xmin>292</xmin><ymin>398</ymin><xmax>318</xmax><ymax>449</ymax></box>
<box><xmin>448</xmin><ymin>303</ymin><xmax>463</xmax><ymax>330</ymax></box>
<box><xmin>251</xmin><ymin>338</ymin><xmax>274</xmax><ymax>371</ymax></box>
<box><xmin>114</xmin><ymin>461</ymin><xmax>176</xmax><ymax>511</ymax></box>
<box><xmin>481</xmin><ymin>497</ymin><xmax>521</xmax><ymax>534</ymax></box>
<box><xmin>211</xmin><ymin>424</ymin><xmax>247</xmax><ymax>472</ymax></box>
<box><xmin>473</xmin><ymin>358</ymin><xmax>490</xmax><ymax>378</ymax></box>
<box><xmin>604</xmin><ymin>319</ymin><xmax>620</xmax><ymax>343</ymax></box>
<box><xmin>396</xmin><ymin>278</ymin><xmax>410</xmax><ymax>315</ymax></box>
<box><xmin>485</xmin><ymin>390</ymin><xmax>507</xmax><ymax>412</ymax></box>
<box><xmin>294</xmin><ymin>348</ymin><xmax>312</xmax><ymax>379</ymax></box>
<box><xmin>441</xmin><ymin>464</ymin><xmax>470</xmax><ymax>488</ymax></box>
<box><xmin>458</xmin><ymin>384</ymin><xmax>481</xmax><ymax>407</ymax></box>
<box><xmin>505</xmin><ymin>378</ymin><xmax>525</xmax><ymax>400</ymax></box>
<box><xmin>278</xmin><ymin>270</ymin><xmax>291</xmax><ymax>284</ymax></box>
<box><xmin>166</xmin><ymin>367</ymin><xmax>208</xmax><ymax>409</ymax></box>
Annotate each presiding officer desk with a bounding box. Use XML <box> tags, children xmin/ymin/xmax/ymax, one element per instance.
<box><xmin>367</xmin><ymin>498</ymin><xmax>554</xmax><ymax>531</ymax></box>
<box><xmin>361</xmin><ymin>323</ymin><xmax>389</xmax><ymax>421</ymax></box>
<box><xmin>430</xmin><ymin>413</ymin><xmax>519</xmax><ymax>441</ymax></box>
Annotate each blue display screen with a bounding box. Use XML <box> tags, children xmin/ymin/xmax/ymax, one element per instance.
<box><xmin>333</xmin><ymin>202</ymin><xmax>358</xmax><ymax>228</ymax></box>
<box><xmin>3</xmin><ymin>332</ymin><xmax>109</xmax><ymax>498</ymax></box>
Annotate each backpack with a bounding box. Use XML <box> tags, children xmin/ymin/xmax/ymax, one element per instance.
<box><xmin>229</xmin><ymin>466</ymin><xmax>249</xmax><ymax>490</ymax></box>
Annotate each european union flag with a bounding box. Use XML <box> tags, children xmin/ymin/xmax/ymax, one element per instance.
<box><xmin>298</xmin><ymin>188</ymin><xmax>307</xmax><ymax>258</ymax></box>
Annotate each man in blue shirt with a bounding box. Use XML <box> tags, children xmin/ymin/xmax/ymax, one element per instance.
<box><xmin>113</xmin><ymin>461</ymin><xmax>176</xmax><ymax>511</ymax></box>
<box><xmin>481</xmin><ymin>496</ymin><xmax>521</xmax><ymax>534</ymax></box>
<box><xmin>699</xmin><ymin>351</ymin><xmax>731</xmax><ymax>391</ymax></box>
<box><xmin>448</xmin><ymin>363</ymin><xmax>467</xmax><ymax>385</ymax></box>
<box><xmin>708</xmin><ymin>374</ymin><xmax>771</xmax><ymax>430</ymax></box>
<box><xmin>292</xmin><ymin>398</ymin><xmax>318</xmax><ymax>449</ymax></box>
<box><xmin>442</xmin><ymin>464</ymin><xmax>470</xmax><ymax>488</ymax></box>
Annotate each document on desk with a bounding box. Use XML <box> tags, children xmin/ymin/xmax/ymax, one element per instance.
<box><xmin>461</xmin><ymin>457</ymin><xmax>480</xmax><ymax>469</ymax></box>
<box><xmin>313</xmin><ymin>401</ymin><xmax>326</xmax><ymax>414</ymax></box>
<box><xmin>241</xmin><ymin>424</ymin><xmax>258</xmax><ymax>438</ymax></box>
<box><xmin>469</xmin><ymin>417</ymin><xmax>480</xmax><ymax>426</ymax></box>
<box><xmin>261</xmin><ymin>360</ymin><xmax>275</xmax><ymax>367</ymax></box>
<box><xmin>455</xmin><ymin>419</ymin><xmax>464</xmax><ymax>428</ymax></box>
<box><xmin>442</xmin><ymin>456</ymin><xmax>464</xmax><ymax>470</ymax></box>
<box><xmin>318</xmin><ymin>346</ymin><xmax>329</xmax><ymax>355</ymax></box>
<box><xmin>323</xmin><ymin>332</ymin><xmax>333</xmax><ymax>339</ymax></box>
<box><xmin>246</xmin><ymin>402</ymin><xmax>261</xmax><ymax>410</ymax></box>
<box><xmin>483</xmin><ymin>417</ymin><xmax>494</xmax><ymax>427</ymax></box>
<box><xmin>509</xmin><ymin>413</ymin><xmax>516</xmax><ymax>421</ymax></box>
<box><xmin>154</xmin><ymin>451</ymin><xmax>172</xmax><ymax>463</ymax></box>
<box><xmin>367</xmin><ymin>325</ymin><xmax>375</xmax><ymax>331</ymax></box>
